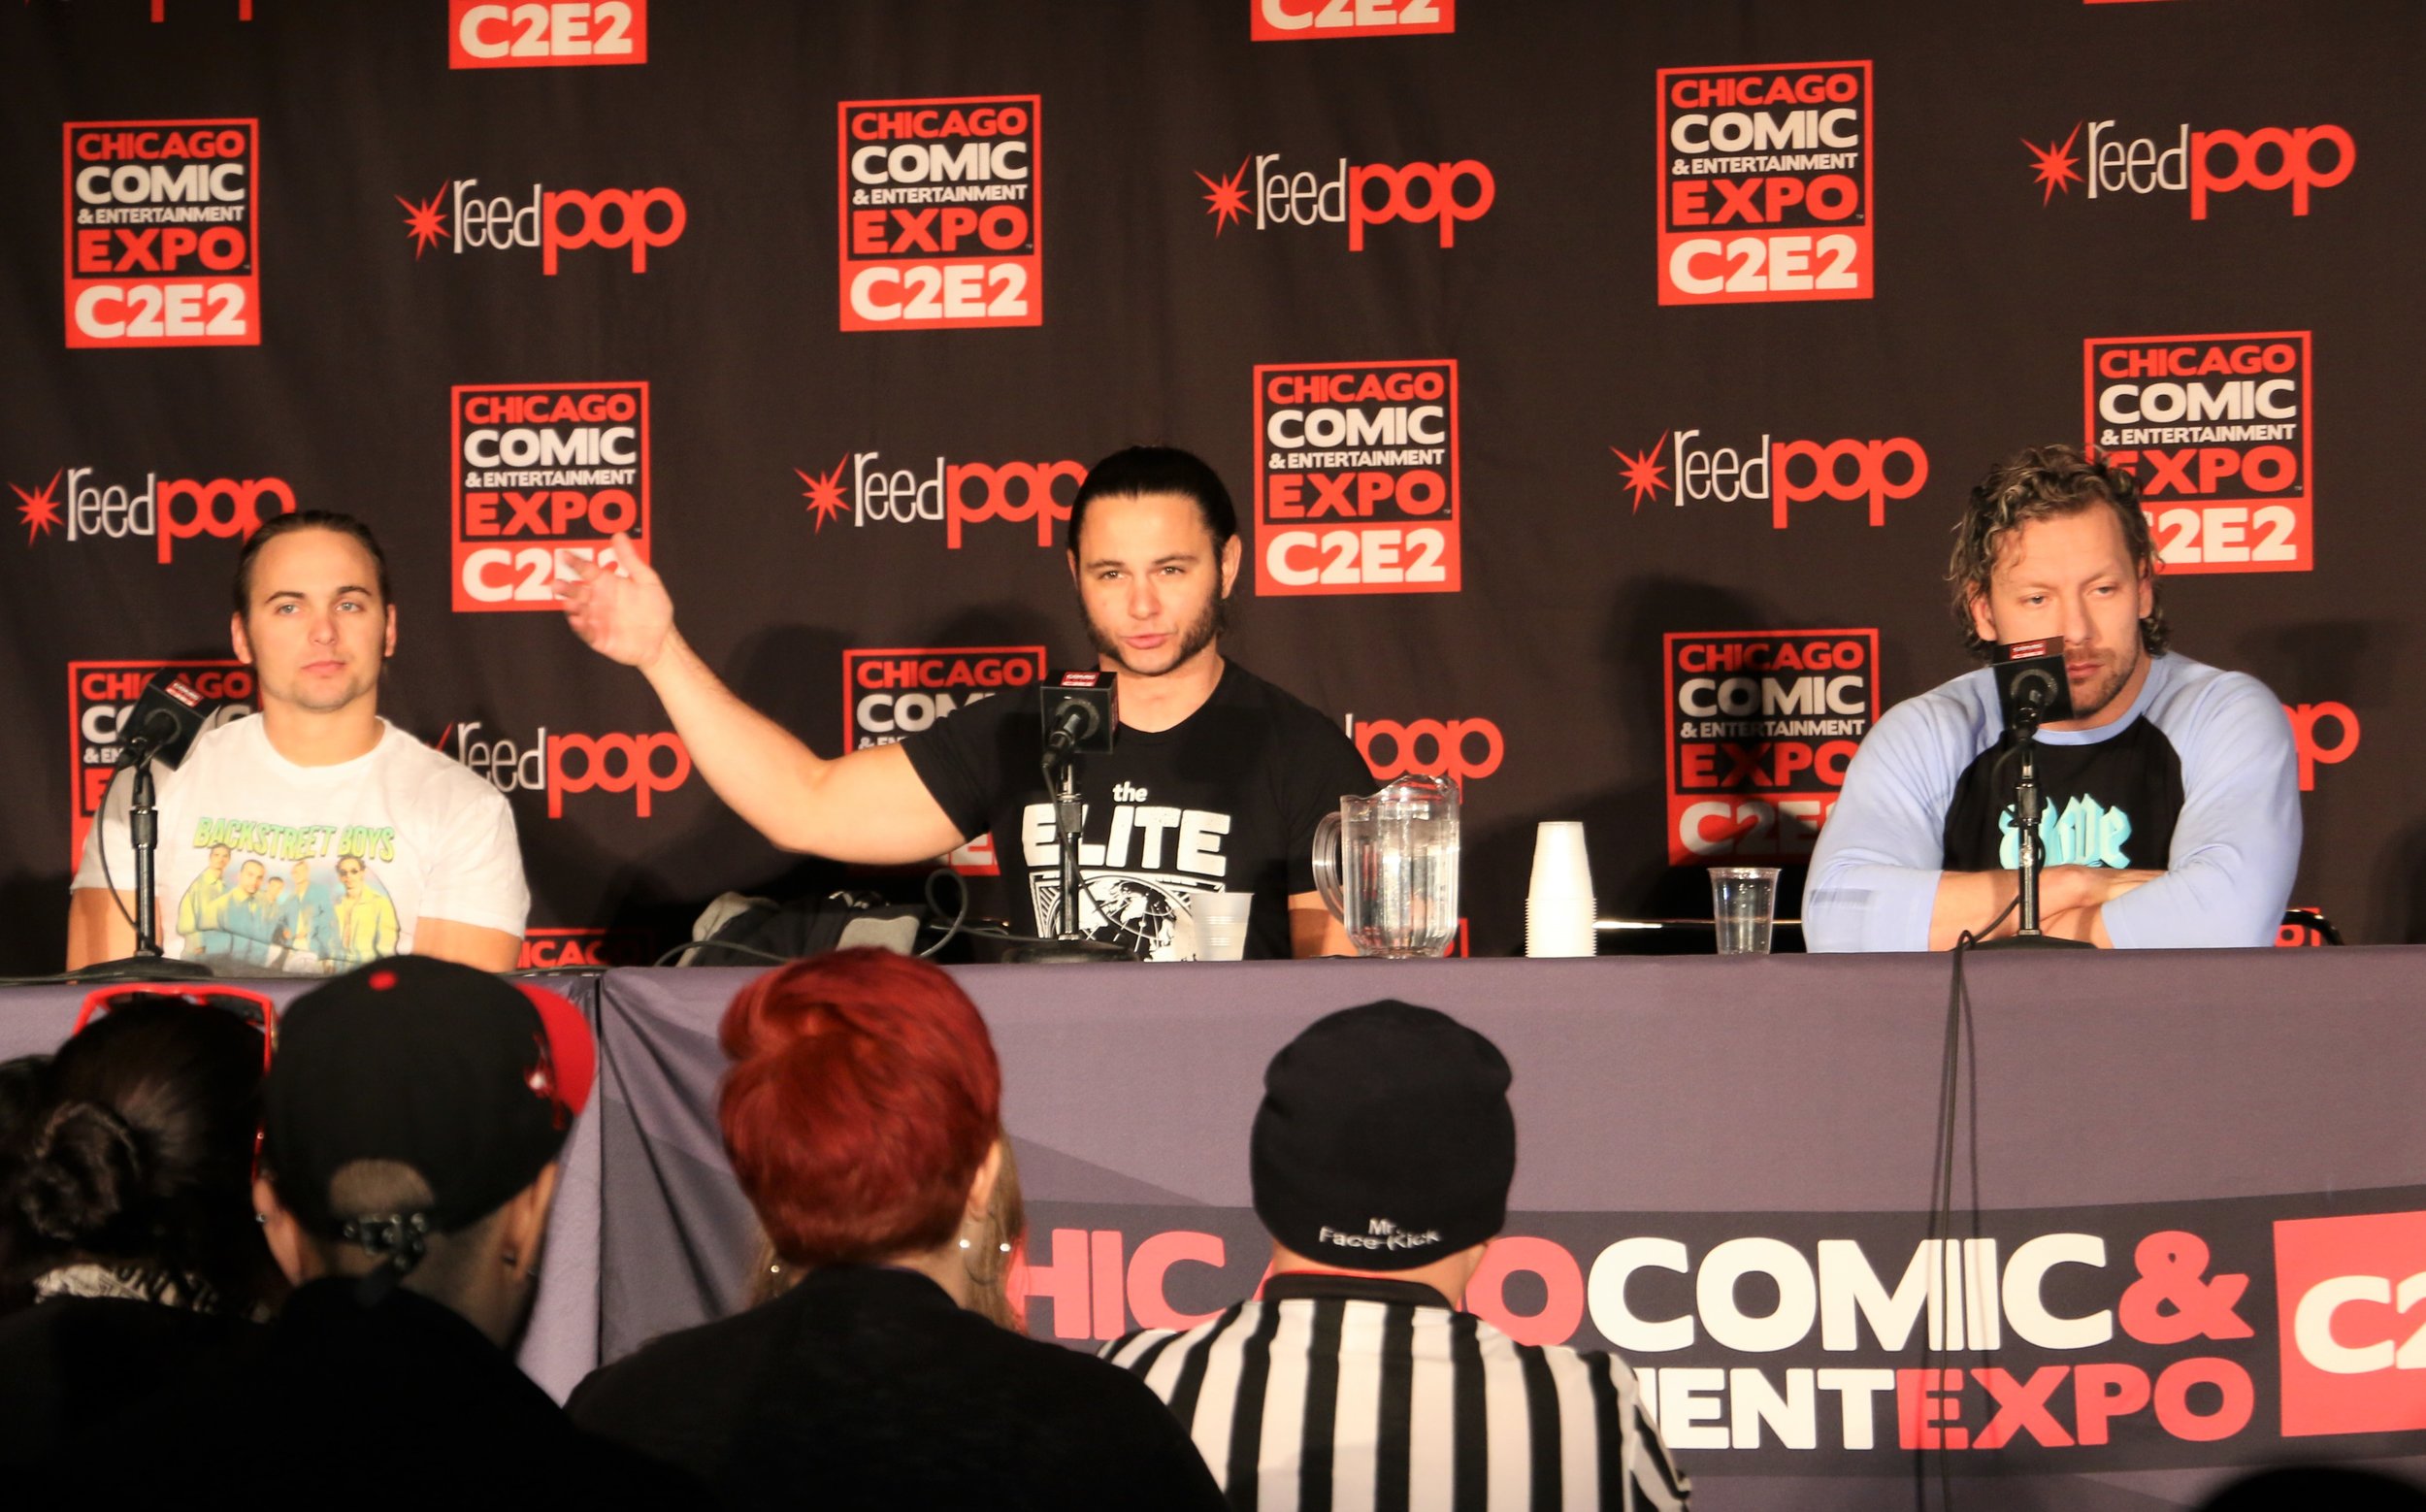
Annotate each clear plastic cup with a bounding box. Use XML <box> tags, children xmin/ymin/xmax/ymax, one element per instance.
<box><xmin>1710</xmin><ymin>867</ymin><xmax>1780</xmax><ymax>956</ymax></box>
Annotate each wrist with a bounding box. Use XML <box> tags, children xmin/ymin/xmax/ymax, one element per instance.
<box><xmin>639</xmin><ymin>624</ymin><xmax>683</xmax><ymax>679</ymax></box>
<box><xmin>2036</xmin><ymin>865</ymin><xmax>2083</xmax><ymax>913</ymax></box>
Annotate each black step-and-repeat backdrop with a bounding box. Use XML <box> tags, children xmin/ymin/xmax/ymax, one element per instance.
<box><xmin>4</xmin><ymin>0</ymin><xmax>2418</xmax><ymax>972</ymax></box>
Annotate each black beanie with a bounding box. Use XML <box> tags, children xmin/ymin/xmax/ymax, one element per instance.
<box><xmin>1250</xmin><ymin>1000</ymin><xmax>1516</xmax><ymax>1271</ymax></box>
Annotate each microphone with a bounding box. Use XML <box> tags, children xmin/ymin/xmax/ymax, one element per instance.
<box><xmin>1991</xmin><ymin>637</ymin><xmax>2076</xmax><ymax>734</ymax></box>
<box><xmin>116</xmin><ymin>674</ymin><xmax>227</xmax><ymax>768</ymax></box>
<box><xmin>1039</xmin><ymin>672</ymin><xmax>1118</xmax><ymax>757</ymax></box>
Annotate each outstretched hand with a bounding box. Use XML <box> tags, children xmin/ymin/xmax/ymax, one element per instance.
<box><xmin>556</xmin><ymin>533</ymin><xmax>674</xmax><ymax>670</ymax></box>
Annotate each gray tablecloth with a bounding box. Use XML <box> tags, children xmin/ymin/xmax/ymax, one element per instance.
<box><xmin>15</xmin><ymin>950</ymin><xmax>2426</xmax><ymax>1508</ymax></box>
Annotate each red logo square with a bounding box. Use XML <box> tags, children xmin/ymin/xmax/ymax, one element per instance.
<box><xmin>2275</xmin><ymin>1209</ymin><xmax>2426</xmax><ymax>1436</ymax></box>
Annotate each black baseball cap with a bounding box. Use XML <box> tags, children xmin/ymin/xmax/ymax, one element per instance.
<box><xmin>1250</xmin><ymin>1000</ymin><xmax>1516</xmax><ymax>1272</ymax></box>
<box><xmin>263</xmin><ymin>957</ymin><xmax>595</xmax><ymax>1256</ymax></box>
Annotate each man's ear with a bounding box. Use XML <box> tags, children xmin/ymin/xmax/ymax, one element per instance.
<box><xmin>254</xmin><ymin>1175</ymin><xmax>313</xmax><ymax>1285</ymax></box>
<box><xmin>1219</xmin><ymin>533</ymin><xmax>1242</xmax><ymax>599</ymax></box>
<box><xmin>498</xmin><ymin>1163</ymin><xmax>562</xmax><ymax>1283</ymax></box>
<box><xmin>1966</xmin><ymin>586</ymin><xmax>1998</xmax><ymax>647</ymax></box>
<box><xmin>230</xmin><ymin>611</ymin><xmax>254</xmax><ymax>666</ymax></box>
<box><xmin>1066</xmin><ymin>548</ymin><xmax>1081</xmax><ymax>589</ymax></box>
<box><xmin>382</xmin><ymin>603</ymin><xmax>397</xmax><ymax>660</ymax></box>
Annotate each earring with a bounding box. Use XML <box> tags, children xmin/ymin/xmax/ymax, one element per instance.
<box><xmin>958</xmin><ymin>1237</ymin><xmax>973</xmax><ymax>1250</ymax></box>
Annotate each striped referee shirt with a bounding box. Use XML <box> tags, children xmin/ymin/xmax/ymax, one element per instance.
<box><xmin>1102</xmin><ymin>1272</ymin><xmax>1688</xmax><ymax>1512</ymax></box>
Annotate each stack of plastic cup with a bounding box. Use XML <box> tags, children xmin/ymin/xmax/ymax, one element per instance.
<box><xmin>1525</xmin><ymin>821</ymin><xmax>1597</xmax><ymax>958</ymax></box>
<box><xmin>1187</xmin><ymin>890</ymin><xmax>1255</xmax><ymax>962</ymax></box>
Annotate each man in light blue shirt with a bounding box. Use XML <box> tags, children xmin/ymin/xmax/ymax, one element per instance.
<box><xmin>1807</xmin><ymin>444</ymin><xmax>2300</xmax><ymax>951</ymax></box>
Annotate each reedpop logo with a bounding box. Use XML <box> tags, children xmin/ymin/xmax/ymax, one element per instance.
<box><xmin>796</xmin><ymin>451</ymin><xmax>1084</xmax><ymax>549</ymax></box>
<box><xmin>13</xmin><ymin>467</ymin><xmax>293</xmax><ymax>562</ymax></box>
<box><xmin>399</xmin><ymin>178</ymin><xmax>686</xmax><ymax>273</ymax></box>
<box><xmin>1198</xmin><ymin>152</ymin><xmax>1492</xmax><ymax>248</ymax></box>
<box><xmin>1612</xmin><ymin>429</ymin><xmax>1926</xmax><ymax>529</ymax></box>
<box><xmin>2025</xmin><ymin>119</ymin><xmax>2354</xmax><ymax>217</ymax></box>
<box><xmin>439</xmin><ymin>720</ymin><xmax>691</xmax><ymax>818</ymax></box>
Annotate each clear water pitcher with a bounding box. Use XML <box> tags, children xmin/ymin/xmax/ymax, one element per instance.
<box><xmin>1311</xmin><ymin>773</ymin><xmax>1460</xmax><ymax>959</ymax></box>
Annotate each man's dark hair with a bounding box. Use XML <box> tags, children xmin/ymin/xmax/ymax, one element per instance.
<box><xmin>230</xmin><ymin>510</ymin><xmax>392</xmax><ymax>619</ymax></box>
<box><xmin>1066</xmin><ymin>446</ymin><xmax>1238</xmax><ymax>560</ymax></box>
<box><xmin>1948</xmin><ymin>444</ymin><xmax>2168</xmax><ymax>661</ymax></box>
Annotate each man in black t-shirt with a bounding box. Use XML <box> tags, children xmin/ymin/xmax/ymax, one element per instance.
<box><xmin>559</xmin><ymin>445</ymin><xmax>1373</xmax><ymax>958</ymax></box>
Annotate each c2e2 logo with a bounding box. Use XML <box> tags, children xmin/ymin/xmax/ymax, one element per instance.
<box><xmin>2275</xmin><ymin>1209</ymin><xmax>2426</xmax><ymax>1436</ymax></box>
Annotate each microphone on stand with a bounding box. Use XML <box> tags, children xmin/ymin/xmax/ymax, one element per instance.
<box><xmin>1973</xmin><ymin>637</ymin><xmax>2092</xmax><ymax>951</ymax></box>
<box><xmin>1041</xmin><ymin>672</ymin><xmax>1117</xmax><ymax>757</ymax></box>
<box><xmin>1003</xmin><ymin>672</ymin><xmax>1134</xmax><ymax>964</ymax></box>
<box><xmin>1990</xmin><ymin>637</ymin><xmax>2075</xmax><ymax>735</ymax></box>
<box><xmin>116</xmin><ymin>674</ymin><xmax>223</xmax><ymax>768</ymax></box>
<box><xmin>77</xmin><ymin>674</ymin><xmax>245</xmax><ymax>981</ymax></box>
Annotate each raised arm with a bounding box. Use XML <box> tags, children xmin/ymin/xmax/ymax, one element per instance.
<box><xmin>558</xmin><ymin>535</ymin><xmax>967</xmax><ymax>865</ymax></box>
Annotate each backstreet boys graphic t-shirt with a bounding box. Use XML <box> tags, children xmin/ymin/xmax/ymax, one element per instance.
<box><xmin>75</xmin><ymin>715</ymin><xmax>529</xmax><ymax>974</ymax></box>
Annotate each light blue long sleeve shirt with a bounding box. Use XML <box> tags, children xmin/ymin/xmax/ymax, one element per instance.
<box><xmin>1805</xmin><ymin>652</ymin><xmax>2301</xmax><ymax>951</ymax></box>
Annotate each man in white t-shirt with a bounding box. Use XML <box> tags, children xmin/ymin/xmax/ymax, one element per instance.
<box><xmin>67</xmin><ymin>511</ymin><xmax>530</xmax><ymax>974</ymax></box>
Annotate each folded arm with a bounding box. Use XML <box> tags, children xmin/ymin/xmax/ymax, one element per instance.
<box><xmin>2099</xmin><ymin>681</ymin><xmax>2300</xmax><ymax>948</ymax></box>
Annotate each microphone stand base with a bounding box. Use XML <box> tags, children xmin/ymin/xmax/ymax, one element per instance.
<box><xmin>69</xmin><ymin>954</ymin><xmax>218</xmax><ymax>983</ymax></box>
<box><xmin>1001</xmin><ymin>937</ymin><xmax>1140</xmax><ymax>965</ymax></box>
<box><xmin>1968</xmin><ymin>934</ymin><xmax>2096</xmax><ymax>952</ymax></box>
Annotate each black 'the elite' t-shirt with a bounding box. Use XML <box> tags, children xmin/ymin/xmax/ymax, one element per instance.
<box><xmin>900</xmin><ymin>660</ymin><xmax>1372</xmax><ymax>960</ymax></box>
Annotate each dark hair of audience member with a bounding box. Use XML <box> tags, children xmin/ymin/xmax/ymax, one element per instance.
<box><xmin>719</xmin><ymin>949</ymin><xmax>1000</xmax><ymax>1267</ymax></box>
<box><xmin>0</xmin><ymin>1055</ymin><xmax>55</xmax><ymax>1310</ymax></box>
<box><xmin>0</xmin><ymin>1003</ymin><xmax>281</xmax><ymax>1317</ymax></box>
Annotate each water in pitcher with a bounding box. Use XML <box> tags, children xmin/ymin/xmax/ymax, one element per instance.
<box><xmin>1343</xmin><ymin>811</ymin><xmax>1458</xmax><ymax>957</ymax></box>
<box><xmin>1313</xmin><ymin>773</ymin><xmax>1460</xmax><ymax>959</ymax></box>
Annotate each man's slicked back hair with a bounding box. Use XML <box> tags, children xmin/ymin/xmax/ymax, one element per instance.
<box><xmin>1066</xmin><ymin>446</ymin><xmax>1238</xmax><ymax>561</ymax></box>
<box><xmin>231</xmin><ymin>510</ymin><xmax>392</xmax><ymax>620</ymax></box>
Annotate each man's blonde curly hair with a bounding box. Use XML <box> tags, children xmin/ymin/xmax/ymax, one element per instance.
<box><xmin>1948</xmin><ymin>444</ymin><xmax>2168</xmax><ymax>662</ymax></box>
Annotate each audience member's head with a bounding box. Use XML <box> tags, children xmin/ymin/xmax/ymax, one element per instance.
<box><xmin>0</xmin><ymin>994</ymin><xmax>279</xmax><ymax>1318</ymax></box>
<box><xmin>750</xmin><ymin>1136</ymin><xmax>1029</xmax><ymax>1326</ymax></box>
<box><xmin>1251</xmin><ymin>1000</ymin><xmax>1517</xmax><ymax>1302</ymax></box>
<box><xmin>253</xmin><ymin>957</ymin><xmax>593</xmax><ymax>1347</ymax></box>
<box><xmin>719</xmin><ymin>949</ymin><xmax>1006</xmax><ymax>1307</ymax></box>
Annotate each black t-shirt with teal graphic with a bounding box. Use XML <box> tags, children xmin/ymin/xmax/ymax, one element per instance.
<box><xmin>1940</xmin><ymin>718</ymin><xmax>2185</xmax><ymax>872</ymax></box>
<box><xmin>900</xmin><ymin>660</ymin><xmax>1372</xmax><ymax>960</ymax></box>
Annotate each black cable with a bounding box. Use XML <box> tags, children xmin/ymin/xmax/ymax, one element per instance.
<box><xmin>1975</xmin><ymin>890</ymin><xmax>2021</xmax><ymax>943</ymax></box>
<box><xmin>91</xmin><ymin>765</ymin><xmax>143</xmax><ymax>935</ymax></box>
<box><xmin>648</xmin><ymin>937</ymin><xmax>800</xmax><ymax>970</ymax></box>
<box><xmin>919</xmin><ymin>868</ymin><xmax>971</xmax><ymax>959</ymax></box>
<box><xmin>1917</xmin><ymin>923</ymin><xmax>1999</xmax><ymax>1512</ymax></box>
